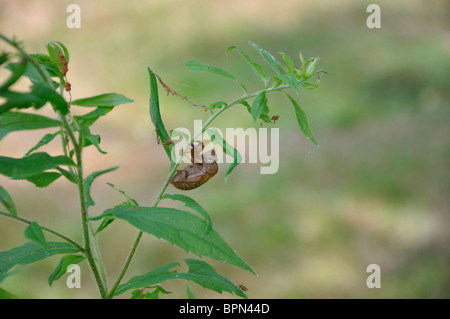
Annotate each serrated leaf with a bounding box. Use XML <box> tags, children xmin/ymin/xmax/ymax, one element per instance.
<box><xmin>71</xmin><ymin>93</ymin><xmax>133</xmax><ymax>107</ymax></box>
<box><xmin>115</xmin><ymin>262</ymin><xmax>179</xmax><ymax>296</ymax></box>
<box><xmin>0</xmin><ymin>242</ymin><xmax>81</xmax><ymax>274</ymax></box>
<box><xmin>48</xmin><ymin>254</ymin><xmax>85</xmax><ymax>286</ymax></box>
<box><xmin>285</xmin><ymin>94</ymin><xmax>318</xmax><ymax>145</ymax></box>
<box><xmin>178</xmin><ymin>259</ymin><xmax>247</xmax><ymax>298</ymax></box>
<box><xmin>0</xmin><ymin>111</ymin><xmax>60</xmax><ymax>140</ymax></box>
<box><xmin>0</xmin><ymin>185</ymin><xmax>17</xmax><ymax>216</ymax></box>
<box><xmin>161</xmin><ymin>194</ymin><xmax>212</xmax><ymax>233</ymax></box>
<box><xmin>85</xmin><ymin>166</ymin><xmax>120</xmax><ymax>207</ymax></box>
<box><xmin>185</xmin><ymin>59</ymin><xmax>235</xmax><ymax>80</ymax></box>
<box><xmin>24</xmin><ymin>222</ymin><xmax>47</xmax><ymax>249</ymax></box>
<box><xmin>115</xmin><ymin>259</ymin><xmax>247</xmax><ymax>298</ymax></box>
<box><xmin>98</xmin><ymin>205</ymin><xmax>254</xmax><ymax>274</ymax></box>
<box><xmin>251</xmin><ymin>91</ymin><xmax>269</xmax><ymax>122</ymax></box>
<box><xmin>0</xmin><ymin>152</ymin><xmax>74</xmax><ymax>179</ymax></box>
<box><xmin>24</xmin><ymin>131</ymin><xmax>61</xmax><ymax>157</ymax></box>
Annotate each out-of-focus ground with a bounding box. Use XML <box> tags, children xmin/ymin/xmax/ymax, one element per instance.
<box><xmin>0</xmin><ymin>0</ymin><xmax>449</xmax><ymax>298</ymax></box>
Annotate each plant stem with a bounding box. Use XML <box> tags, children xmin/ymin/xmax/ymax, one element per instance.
<box><xmin>0</xmin><ymin>211</ymin><xmax>84</xmax><ymax>251</ymax></box>
<box><xmin>108</xmin><ymin>80</ymin><xmax>300</xmax><ymax>298</ymax></box>
<box><xmin>0</xmin><ymin>33</ymin><xmax>108</xmax><ymax>298</ymax></box>
<box><xmin>71</xmin><ymin>131</ymin><xmax>108</xmax><ymax>299</ymax></box>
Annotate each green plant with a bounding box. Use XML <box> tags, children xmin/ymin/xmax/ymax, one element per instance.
<box><xmin>0</xmin><ymin>34</ymin><xmax>324</xmax><ymax>299</ymax></box>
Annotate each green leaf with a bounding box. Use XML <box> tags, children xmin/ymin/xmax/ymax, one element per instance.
<box><xmin>148</xmin><ymin>68</ymin><xmax>173</xmax><ymax>161</ymax></box>
<box><xmin>0</xmin><ymin>242</ymin><xmax>81</xmax><ymax>274</ymax></box>
<box><xmin>0</xmin><ymin>90</ymin><xmax>46</xmax><ymax>115</ymax></box>
<box><xmin>24</xmin><ymin>131</ymin><xmax>61</xmax><ymax>157</ymax></box>
<box><xmin>280</xmin><ymin>52</ymin><xmax>295</xmax><ymax>73</ymax></box>
<box><xmin>249</xmin><ymin>41</ymin><xmax>283</xmax><ymax>74</ymax></box>
<box><xmin>207</xmin><ymin>101</ymin><xmax>227</xmax><ymax>110</ymax></box>
<box><xmin>0</xmin><ymin>51</ymin><xmax>10</xmax><ymax>66</ymax></box>
<box><xmin>99</xmin><ymin>205</ymin><xmax>255</xmax><ymax>274</ymax></box>
<box><xmin>16</xmin><ymin>171</ymin><xmax>62</xmax><ymax>188</ymax></box>
<box><xmin>28</xmin><ymin>53</ymin><xmax>60</xmax><ymax>79</ymax></box>
<box><xmin>305</xmin><ymin>57</ymin><xmax>319</xmax><ymax>76</ymax></box>
<box><xmin>48</xmin><ymin>254</ymin><xmax>85</xmax><ymax>286</ymax></box>
<box><xmin>115</xmin><ymin>259</ymin><xmax>247</xmax><ymax>298</ymax></box>
<box><xmin>85</xmin><ymin>132</ymin><xmax>107</xmax><ymax>154</ymax></box>
<box><xmin>85</xmin><ymin>166</ymin><xmax>120</xmax><ymax>207</ymax></box>
<box><xmin>79</xmin><ymin>126</ymin><xmax>107</xmax><ymax>154</ymax></box>
<box><xmin>5</xmin><ymin>61</ymin><xmax>50</xmax><ymax>85</ymax></box>
<box><xmin>185</xmin><ymin>59</ymin><xmax>235</xmax><ymax>80</ymax></box>
<box><xmin>179</xmin><ymin>259</ymin><xmax>247</xmax><ymax>298</ymax></box>
<box><xmin>31</xmin><ymin>83</ymin><xmax>69</xmax><ymax>114</ymax></box>
<box><xmin>0</xmin><ymin>264</ymin><xmax>30</xmax><ymax>284</ymax></box>
<box><xmin>249</xmin><ymin>42</ymin><xmax>300</xmax><ymax>94</ymax></box>
<box><xmin>106</xmin><ymin>183</ymin><xmax>139</xmax><ymax>206</ymax></box>
<box><xmin>49</xmin><ymin>40</ymin><xmax>70</xmax><ymax>63</ymax></box>
<box><xmin>0</xmin><ymin>152</ymin><xmax>74</xmax><ymax>179</ymax></box>
<box><xmin>278</xmin><ymin>73</ymin><xmax>301</xmax><ymax>94</ymax></box>
<box><xmin>115</xmin><ymin>262</ymin><xmax>179</xmax><ymax>296</ymax></box>
<box><xmin>161</xmin><ymin>194</ymin><xmax>212</xmax><ymax>233</ymax></box>
<box><xmin>186</xmin><ymin>284</ymin><xmax>195</xmax><ymax>299</ymax></box>
<box><xmin>0</xmin><ymin>186</ymin><xmax>17</xmax><ymax>216</ymax></box>
<box><xmin>228</xmin><ymin>46</ymin><xmax>271</xmax><ymax>87</ymax></box>
<box><xmin>73</xmin><ymin>107</ymin><xmax>114</xmax><ymax>127</ymax></box>
<box><xmin>251</xmin><ymin>91</ymin><xmax>269</xmax><ymax>122</ymax></box>
<box><xmin>205</xmin><ymin>128</ymin><xmax>242</xmax><ymax>183</ymax></box>
<box><xmin>71</xmin><ymin>93</ymin><xmax>133</xmax><ymax>107</ymax></box>
<box><xmin>94</xmin><ymin>216</ymin><xmax>115</xmax><ymax>235</ymax></box>
<box><xmin>56</xmin><ymin>167</ymin><xmax>78</xmax><ymax>184</ymax></box>
<box><xmin>0</xmin><ymin>111</ymin><xmax>60</xmax><ymax>140</ymax></box>
<box><xmin>24</xmin><ymin>222</ymin><xmax>47</xmax><ymax>249</ymax></box>
<box><xmin>46</xmin><ymin>42</ymin><xmax>62</xmax><ymax>72</ymax></box>
<box><xmin>0</xmin><ymin>287</ymin><xmax>18</xmax><ymax>299</ymax></box>
<box><xmin>0</xmin><ymin>59</ymin><xmax>27</xmax><ymax>91</ymax></box>
<box><xmin>147</xmin><ymin>286</ymin><xmax>172</xmax><ymax>299</ymax></box>
<box><xmin>285</xmin><ymin>94</ymin><xmax>318</xmax><ymax>145</ymax></box>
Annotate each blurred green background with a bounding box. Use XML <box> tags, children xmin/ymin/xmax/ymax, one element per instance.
<box><xmin>0</xmin><ymin>0</ymin><xmax>449</xmax><ymax>298</ymax></box>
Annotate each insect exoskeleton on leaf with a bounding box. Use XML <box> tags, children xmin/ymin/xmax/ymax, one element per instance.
<box><xmin>170</xmin><ymin>141</ymin><xmax>218</xmax><ymax>190</ymax></box>
<box><xmin>238</xmin><ymin>284</ymin><xmax>248</xmax><ymax>292</ymax></box>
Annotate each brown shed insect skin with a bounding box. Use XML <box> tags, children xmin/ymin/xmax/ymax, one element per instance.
<box><xmin>170</xmin><ymin>141</ymin><xmax>218</xmax><ymax>190</ymax></box>
<box><xmin>238</xmin><ymin>284</ymin><xmax>248</xmax><ymax>292</ymax></box>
